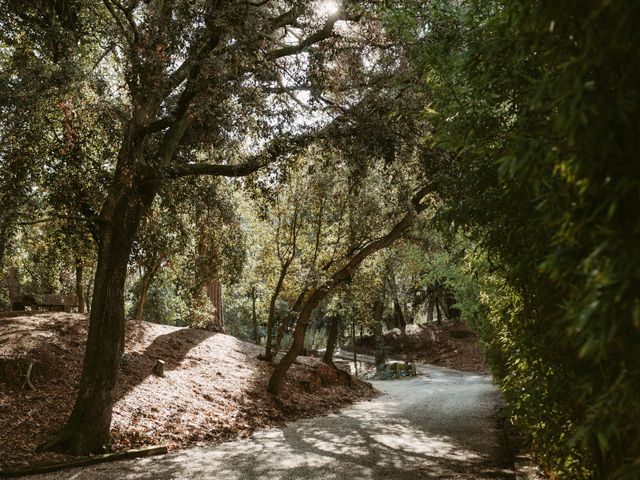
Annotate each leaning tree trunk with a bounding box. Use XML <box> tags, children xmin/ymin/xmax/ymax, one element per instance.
<box><xmin>268</xmin><ymin>291</ymin><xmax>322</xmax><ymax>394</ymax></box>
<box><xmin>274</xmin><ymin>290</ymin><xmax>306</xmax><ymax>358</ymax></box>
<box><xmin>264</xmin><ymin>261</ymin><xmax>290</xmax><ymax>361</ymax></box>
<box><xmin>40</xmin><ymin>137</ymin><xmax>157</xmax><ymax>455</ymax></box>
<box><xmin>267</xmin><ymin>186</ymin><xmax>429</xmax><ymax>395</ymax></box>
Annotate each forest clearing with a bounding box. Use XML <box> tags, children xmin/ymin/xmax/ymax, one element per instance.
<box><xmin>1</xmin><ymin>0</ymin><xmax>637</xmax><ymax>479</ymax></box>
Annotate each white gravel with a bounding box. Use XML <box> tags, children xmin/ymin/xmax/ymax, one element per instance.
<box><xmin>23</xmin><ymin>363</ymin><xmax>514</xmax><ymax>480</ymax></box>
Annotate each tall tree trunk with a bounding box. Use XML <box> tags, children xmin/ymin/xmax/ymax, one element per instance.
<box><xmin>265</xmin><ymin>261</ymin><xmax>291</xmax><ymax>361</ymax></box>
<box><xmin>250</xmin><ymin>286</ymin><xmax>259</xmax><ymax>345</ymax></box>
<box><xmin>427</xmin><ymin>297</ymin><xmax>434</xmax><ymax>323</ymax></box>
<box><xmin>393</xmin><ymin>295</ymin><xmax>406</xmax><ymax>335</ymax></box>
<box><xmin>40</xmin><ymin>131</ymin><xmax>157</xmax><ymax>454</ymax></box>
<box><xmin>75</xmin><ymin>259</ymin><xmax>85</xmax><ymax>314</ymax></box>
<box><xmin>132</xmin><ymin>264</ymin><xmax>156</xmax><ymax>321</ymax></box>
<box><xmin>352</xmin><ymin>318</ymin><xmax>358</xmax><ymax>377</ymax></box>
<box><xmin>84</xmin><ymin>270</ymin><xmax>93</xmax><ymax>315</ymax></box>
<box><xmin>435</xmin><ymin>296</ymin><xmax>442</xmax><ymax>325</ymax></box>
<box><xmin>7</xmin><ymin>267</ymin><xmax>23</xmax><ymax>310</ymax></box>
<box><xmin>205</xmin><ymin>278</ymin><xmax>224</xmax><ymax>331</ymax></box>
<box><xmin>322</xmin><ymin>315</ymin><xmax>340</xmax><ymax>365</ymax></box>
<box><xmin>373</xmin><ymin>300</ymin><xmax>386</xmax><ymax>371</ymax></box>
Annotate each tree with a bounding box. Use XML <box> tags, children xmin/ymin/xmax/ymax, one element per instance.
<box><xmin>1</xmin><ymin>0</ymin><xmax>379</xmax><ymax>454</ymax></box>
<box><xmin>412</xmin><ymin>0</ymin><xmax>640</xmax><ymax>477</ymax></box>
<box><xmin>268</xmin><ymin>184</ymin><xmax>429</xmax><ymax>394</ymax></box>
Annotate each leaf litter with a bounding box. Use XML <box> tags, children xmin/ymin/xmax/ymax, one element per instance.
<box><xmin>0</xmin><ymin>312</ymin><xmax>376</xmax><ymax>469</ymax></box>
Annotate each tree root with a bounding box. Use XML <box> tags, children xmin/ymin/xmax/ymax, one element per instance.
<box><xmin>37</xmin><ymin>426</ymin><xmax>109</xmax><ymax>455</ymax></box>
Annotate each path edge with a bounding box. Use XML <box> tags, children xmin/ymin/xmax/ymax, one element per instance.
<box><xmin>0</xmin><ymin>445</ymin><xmax>168</xmax><ymax>478</ymax></box>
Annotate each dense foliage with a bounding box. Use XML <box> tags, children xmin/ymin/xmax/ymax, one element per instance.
<box><xmin>416</xmin><ymin>0</ymin><xmax>640</xmax><ymax>477</ymax></box>
<box><xmin>1</xmin><ymin>0</ymin><xmax>636</xmax><ymax>475</ymax></box>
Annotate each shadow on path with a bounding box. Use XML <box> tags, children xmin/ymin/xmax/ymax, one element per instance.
<box><xmin>26</xmin><ymin>367</ymin><xmax>515</xmax><ymax>480</ymax></box>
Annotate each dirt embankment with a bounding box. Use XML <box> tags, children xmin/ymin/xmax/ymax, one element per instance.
<box><xmin>349</xmin><ymin>322</ymin><xmax>488</xmax><ymax>373</ymax></box>
<box><xmin>0</xmin><ymin>313</ymin><xmax>375</xmax><ymax>469</ymax></box>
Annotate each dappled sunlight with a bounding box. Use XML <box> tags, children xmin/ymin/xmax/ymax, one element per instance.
<box><xmin>41</xmin><ymin>367</ymin><xmax>513</xmax><ymax>479</ymax></box>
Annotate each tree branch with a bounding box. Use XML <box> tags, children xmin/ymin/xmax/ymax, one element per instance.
<box><xmin>267</xmin><ymin>10</ymin><xmax>358</xmax><ymax>60</ymax></box>
<box><xmin>166</xmin><ymin>129</ymin><xmax>317</xmax><ymax>179</ymax></box>
<box><xmin>15</xmin><ymin>215</ymin><xmax>92</xmax><ymax>226</ymax></box>
<box><xmin>102</xmin><ymin>0</ymin><xmax>134</xmax><ymax>46</ymax></box>
<box><xmin>139</xmin><ymin>115</ymin><xmax>176</xmax><ymax>135</ymax></box>
<box><xmin>168</xmin><ymin>158</ymin><xmax>267</xmax><ymax>178</ymax></box>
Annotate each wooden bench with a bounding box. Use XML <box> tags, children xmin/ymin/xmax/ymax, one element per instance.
<box><xmin>14</xmin><ymin>293</ymin><xmax>79</xmax><ymax>312</ymax></box>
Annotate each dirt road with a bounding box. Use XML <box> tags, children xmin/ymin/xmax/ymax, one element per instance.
<box><xmin>25</xmin><ymin>363</ymin><xmax>514</xmax><ymax>479</ymax></box>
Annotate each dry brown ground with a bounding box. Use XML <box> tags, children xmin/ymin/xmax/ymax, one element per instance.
<box><xmin>0</xmin><ymin>313</ymin><xmax>376</xmax><ymax>469</ymax></box>
<box><xmin>350</xmin><ymin>322</ymin><xmax>488</xmax><ymax>373</ymax></box>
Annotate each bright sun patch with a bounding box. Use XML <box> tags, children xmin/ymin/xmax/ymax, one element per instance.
<box><xmin>317</xmin><ymin>0</ymin><xmax>341</xmax><ymax>17</ymax></box>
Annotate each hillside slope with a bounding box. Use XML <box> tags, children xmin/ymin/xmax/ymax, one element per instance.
<box><xmin>348</xmin><ymin>322</ymin><xmax>488</xmax><ymax>373</ymax></box>
<box><xmin>0</xmin><ymin>313</ymin><xmax>375</xmax><ymax>469</ymax></box>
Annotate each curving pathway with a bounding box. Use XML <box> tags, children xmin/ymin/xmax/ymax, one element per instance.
<box><xmin>27</xmin><ymin>363</ymin><xmax>514</xmax><ymax>479</ymax></box>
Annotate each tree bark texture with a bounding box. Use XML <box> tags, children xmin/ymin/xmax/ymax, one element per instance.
<box><xmin>265</xmin><ymin>261</ymin><xmax>291</xmax><ymax>361</ymax></box>
<box><xmin>373</xmin><ymin>300</ymin><xmax>386</xmax><ymax>371</ymax></box>
<box><xmin>322</xmin><ymin>315</ymin><xmax>340</xmax><ymax>365</ymax></box>
<box><xmin>40</xmin><ymin>130</ymin><xmax>157</xmax><ymax>455</ymax></box>
<box><xmin>7</xmin><ymin>267</ymin><xmax>23</xmax><ymax>310</ymax></box>
<box><xmin>205</xmin><ymin>278</ymin><xmax>224</xmax><ymax>332</ymax></box>
<box><xmin>75</xmin><ymin>260</ymin><xmax>85</xmax><ymax>314</ymax></box>
<box><xmin>132</xmin><ymin>270</ymin><xmax>152</xmax><ymax>321</ymax></box>
<box><xmin>251</xmin><ymin>286</ymin><xmax>259</xmax><ymax>345</ymax></box>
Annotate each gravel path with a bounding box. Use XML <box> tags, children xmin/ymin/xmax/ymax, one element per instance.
<box><xmin>24</xmin><ymin>363</ymin><xmax>514</xmax><ymax>480</ymax></box>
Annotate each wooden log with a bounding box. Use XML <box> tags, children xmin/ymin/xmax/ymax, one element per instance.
<box><xmin>0</xmin><ymin>445</ymin><xmax>168</xmax><ymax>478</ymax></box>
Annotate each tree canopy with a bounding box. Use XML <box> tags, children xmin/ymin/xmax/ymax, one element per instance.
<box><xmin>1</xmin><ymin>0</ymin><xmax>638</xmax><ymax>477</ymax></box>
